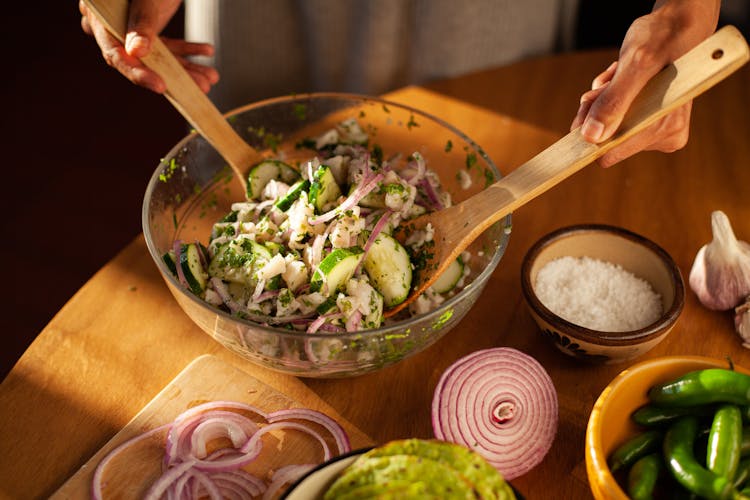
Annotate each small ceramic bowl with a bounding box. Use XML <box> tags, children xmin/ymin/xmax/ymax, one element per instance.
<box><xmin>280</xmin><ymin>449</ymin><xmax>369</xmax><ymax>500</ymax></box>
<box><xmin>585</xmin><ymin>355</ymin><xmax>749</xmax><ymax>499</ymax></box>
<box><xmin>521</xmin><ymin>224</ymin><xmax>684</xmax><ymax>364</ymax></box>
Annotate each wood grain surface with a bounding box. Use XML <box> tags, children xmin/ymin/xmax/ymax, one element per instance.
<box><xmin>52</xmin><ymin>355</ymin><xmax>372</xmax><ymax>498</ymax></box>
<box><xmin>1</xmin><ymin>48</ymin><xmax>749</xmax><ymax>500</ymax></box>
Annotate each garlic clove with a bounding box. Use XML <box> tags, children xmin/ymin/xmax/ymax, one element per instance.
<box><xmin>688</xmin><ymin>210</ymin><xmax>750</xmax><ymax>311</ymax></box>
<box><xmin>736</xmin><ymin>297</ymin><xmax>750</xmax><ymax>349</ymax></box>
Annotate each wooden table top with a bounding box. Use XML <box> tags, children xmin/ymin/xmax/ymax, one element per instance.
<box><xmin>2</xmin><ymin>48</ymin><xmax>749</xmax><ymax>499</ymax></box>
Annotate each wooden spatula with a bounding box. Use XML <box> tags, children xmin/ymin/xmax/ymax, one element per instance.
<box><xmin>82</xmin><ymin>0</ymin><xmax>258</xmax><ymax>193</ymax></box>
<box><xmin>386</xmin><ymin>25</ymin><xmax>749</xmax><ymax>317</ymax></box>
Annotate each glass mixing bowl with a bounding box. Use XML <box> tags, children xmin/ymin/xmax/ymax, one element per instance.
<box><xmin>142</xmin><ymin>93</ymin><xmax>511</xmax><ymax>377</ymax></box>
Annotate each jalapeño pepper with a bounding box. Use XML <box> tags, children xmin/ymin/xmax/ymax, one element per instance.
<box><xmin>707</xmin><ymin>405</ymin><xmax>743</xmax><ymax>480</ymax></box>
<box><xmin>649</xmin><ymin>369</ymin><xmax>750</xmax><ymax>407</ymax></box>
<box><xmin>632</xmin><ymin>403</ymin><xmax>717</xmax><ymax>427</ymax></box>
<box><xmin>608</xmin><ymin>430</ymin><xmax>663</xmax><ymax>473</ymax></box>
<box><xmin>663</xmin><ymin>416</ymin><xmax>736</xmax><ymax>500</ymax></box>
<box><xmin>627</xmin><ymin>453</ymin><xmax>662</xmax><ymax>500</ymax></box>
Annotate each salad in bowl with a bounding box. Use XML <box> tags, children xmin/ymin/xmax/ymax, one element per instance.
<box><xmin>143</xmin><ymin>93</ymin><xmax>510</xmax><ymax>377</ymax></box>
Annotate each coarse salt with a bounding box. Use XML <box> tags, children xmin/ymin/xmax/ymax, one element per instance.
<box><xmin>534</xmin><ymin>256</ymin><xmax>662</xmax><ymax>332</ymax></box>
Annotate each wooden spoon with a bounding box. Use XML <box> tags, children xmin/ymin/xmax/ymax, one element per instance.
<box><xmin>387</xmin><ymin>25</ymin><xmax>749</xmax><ymax>317</ymax></box>
<box><xmin>82</xmin><ymin>0</ymin><xmax>256</xmax><ymax>192</ymax></box>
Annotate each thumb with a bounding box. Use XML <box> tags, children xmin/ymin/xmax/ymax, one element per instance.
<box><xmin>124</xmin><ymin>0</ymin><xmax>182</xmax><ymax>57</ymax></box>
<box><xmin>580</xmin><ymin>58</ymin><xmax>663</xmax><ymax>144</ymax></box>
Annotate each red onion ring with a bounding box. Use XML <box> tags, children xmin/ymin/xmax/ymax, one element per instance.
<box><xmin>263</xmin><ymin>464</ymin><xmax>315</xmax><ymax>500</ymax></box>
<box><xmin>309</xmin><ymin>172</ymin><xmax>384</xmax><ymax>225</ymax></box>
<box><xmin>92</xmin><ymin>401</ymin><xmax>350</xmax><ymax>499</ymax></box>
<box><xmin>172</xmin><ymin>240</ymin><xmax>188</xmax><ymax>288</ymax></box>
<box><xmin>431</xmin><ymin>347</ymin><xmax>558</xmax><ymax>480</ymax></box>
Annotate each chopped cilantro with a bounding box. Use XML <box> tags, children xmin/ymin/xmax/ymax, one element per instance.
<box><xmin>465</xmin><ymin>152</ymin><xmax>477</xmax><ymax>170</ymax></box>
<box><xmin>293</xmin><ymin>103</ymin><xmax>308</xmax><ymax>120</ymax></box>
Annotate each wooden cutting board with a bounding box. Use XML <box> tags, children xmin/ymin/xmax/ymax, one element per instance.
<box><xmin>51</xmin><ymin>355</ymin><xmax>373</xmax><ymax>498</ymax></box>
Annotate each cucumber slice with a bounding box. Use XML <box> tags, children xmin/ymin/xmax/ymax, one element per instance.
<box><xmin>162</xmin><ymin>250</ymin><xmax>177</xmax><ymax>276</ymax></box>
<box><xmin>431</xmin><ymin>257</ymin><xmax>464</xmax><ymax>293</ymax></box>
<box><xmin>208</xmin><ymin>239</ymin><xmax>271</xmax><ymax>285</ymax></box>
<box><xmin>310</xmin><ymin>247</ymin><xmax>364</xmax><ymax>295</ymax></box>
<box><xmin>274</xmin><ymin>178</ymin><xmax>310</xmax><ymax>211</ymax></box>
<box><xmin>309</xmin><ymin>164</ymin><xmax>342</xmax><ymax>213</ymax></box>
<box><xmin>351</xmin><ymin>183</ymin><xmax>386</xmax><ymax>208</ymax></box>
<box><xmin>180</xmin><ymin>243</ymin><xmax>207</xmax><ymax>295</ymax></box>
<box><xmin>246</xmin><ymin>160</ymin><xmax>300</xmax><ymax>200</ymax></box>
<box><xmin>363</xmin><ymin>233</ymin><xmax>412</xmax><ymax>307</ymax></box>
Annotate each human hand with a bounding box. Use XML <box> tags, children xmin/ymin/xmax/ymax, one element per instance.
<box><xmin>571</xmin><ymin>0</ymin><xmax>721</xmax><ymax>167</ymax></box>
<box><xmin>79</xmin><ymin>0</ymin><xmax>219</xmax><ymax>94</ymax></box>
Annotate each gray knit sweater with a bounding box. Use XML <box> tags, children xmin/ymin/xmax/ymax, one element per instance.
<box><xmin>185</xmin><ymin>0</ymin><xmax>580</xmax><ymax>111</ymax></box>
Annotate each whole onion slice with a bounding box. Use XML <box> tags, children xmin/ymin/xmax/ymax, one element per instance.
<box><xmin>431</xmin><ymin>347</ymin><xmax>558</xmax><ymax>480</ymax></box>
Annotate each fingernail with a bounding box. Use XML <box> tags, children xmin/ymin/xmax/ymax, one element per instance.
<box><xmin>125</xmin><ymin>34</ymin><xmax>149</xmax><ymax>55</ymax></box>
<box><xmin>581</xmin><ymin>117</ymin><xmax>604</xmax><ymax>142</ymax></box>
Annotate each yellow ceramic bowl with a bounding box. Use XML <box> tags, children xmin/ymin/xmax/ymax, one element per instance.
<box><xmin>585</xmin><ymin>355</ymin><xmax>750</xmax><ymax>499</ymax></box>
<box><xmin>521</xmin><ymin>224</ymin><xmax>685</xmax><ymax>364</ymax></box>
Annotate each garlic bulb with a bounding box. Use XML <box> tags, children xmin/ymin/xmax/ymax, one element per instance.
<box><xmin>737</xmin><ymin>297</ymin><xmax>750</xmax><ymax>348</ymax></box>
<box><xmin>688</xmin><ymin>210</ymin><xmax>750</xmax><ymax>311</ymax></box>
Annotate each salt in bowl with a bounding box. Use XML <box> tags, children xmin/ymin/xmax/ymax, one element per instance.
<box><xmin>520</xmin><ymin>224</ymin><xmax>684</xmax><ymax>364</ymax></box>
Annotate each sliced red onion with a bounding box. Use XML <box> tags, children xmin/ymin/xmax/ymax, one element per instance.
<box><xmin>309</xmin><ymin>172</ymin><xmax>384</xmax><ymax>225</ymax></box>
<box><xmin>345</xmin><ymin>310</ymin><xmax>362</xmax><ymax>332</ymax></box>
<box><xmin>406</xmin><ymin>153</ymin><xmax>426</xmax><ymax>186</ymax></box>
<box><xmin>211</xmin><ymin>278</ymin><xmax>313</xmax><ymax>325</ymax></box>
<box><xmin>143</xmin><ymin>459</ymin><xmax>199</xmax><ymax>500</ymax></box>
<box><xmin>209</xmin><ymin>278</ymin><xmax>244</xmax><ymax>315</ymax></box>
<box><xmin>209</xmin><ymin>470</ymin><xmax>266</xmax><ymax>497</ymax></box>
<box><xmin>94</xmin><ymin>398</ymin><xmax>349</xmax><ymax>498</ymax></box>
<box><xmin>307</xmin><ymin>312</ymin><xmax>343</xmax><ymax>334</ymax></box>
<box><xmin>263</xmin><ymin>464</ymin><xmax>315</xmax><ymax>500</ymax></box>
<box><xmin>173</xmin><ymin>240</ymin><xmax>188</xmax><ymax>288</ymax></box>
<box><xmin>431</xmin><ymin>347</ymin><xmax>558</xmax><ymax>480</ymax></box>
<box><xmin>189</xmin><ymin>413</ymin><xmax>258</xmax><ymax>458</ymax></box>
<box><xmin>254</xmin><ymin>290</ymin><xmax>280</xmax><ymax>303</ymax></box>
<box><xmin>91</xmin><ymin>424</ymin><xmax>171</xmax><ymax>500</ymax></box>
<box><xmin>418</xmin><ymin>177</ymin><xmax>444</xmax><ymax>210</ymax></box>
<box><xmin>240</xmin><ymin>421</ymin><xmax>331</xmax><ymax>461</ymax></box>
<box><xmin>267</xmin><ymin>408</ymin><xmax>351</xmax><ymax>456</ymax></box>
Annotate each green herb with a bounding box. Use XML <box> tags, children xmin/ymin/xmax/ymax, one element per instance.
<box><xmin>445</xmin><ymin>140</ymin><xmax>453</xmax><ymax>152</ymax></box>
<box><xmin>406</xmin><ymin>114</ymin><xmax>419</xmax><ymax>130</ymax></box>
<box><xmin>465</xmin><ymin>152</ymin><xmax>477</xmax><ymax>170</ymax></box>
<box><xmin>432</xmin><ymin>309</ymin><xmax>454</xmax><ymax>330</ymax></box>
<box><xmin>293</xmin><ymin>103</ymin><xmax>308</xmax><ymax>120</ymax></box>
<box><xmin>158</xmin><ymin>157</ymin><xmax>179</xmax><ymax>182</ymax></box>
<box><xmin>484</xmin><ymin>168</ymin><xmax>494</xmax><ymax>188</ymax></box>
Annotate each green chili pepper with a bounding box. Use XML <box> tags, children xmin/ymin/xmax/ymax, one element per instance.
<box><xmin>649</xmin><ymin>369</ymin><xmax>750</xmax><ymax>407</ymax></box>
<box><xmin>632</xmin><ymin>404</ymin><xmax>716</xmax><ymax>427</ymax></box>
<box><xmin>707</xmin><ymin>405</ymin><xmax>742</xmax><ymax>480</ymax></box>
<box><xmin>608</xmin><ymin>430</ymin><xmax>663</xmax><ymax>473</ymax></box>
<box><xmin>627</xmin><ymin>453</ymin><xmax>662</xmax><ymax>500</ymax></box>
<box><xmin>663</xmin><ymin>416</ymin><xmax>736</xmax><ymax>500</ymax></box>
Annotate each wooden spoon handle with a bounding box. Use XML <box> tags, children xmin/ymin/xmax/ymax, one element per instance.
<box><xmin>82</xmin><ymin>0</ymin><xmax>256</xmax><ymax>187</ymax></box>
<box><xmin>460</xmin><ymin>25</ymin><xmax>749</xmax><ymax>236</ymax></box>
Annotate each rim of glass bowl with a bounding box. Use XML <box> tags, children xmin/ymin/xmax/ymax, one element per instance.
<box><xmin>142</xmin><ymin>92</ymin><xmax>511</xmax><ymax>342</ymax></box>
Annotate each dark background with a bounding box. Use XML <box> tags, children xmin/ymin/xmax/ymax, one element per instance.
<box><xmin>3</xmin><ymin>1</ymin><xmax>746</xmax><ymax>380</ymax></box>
